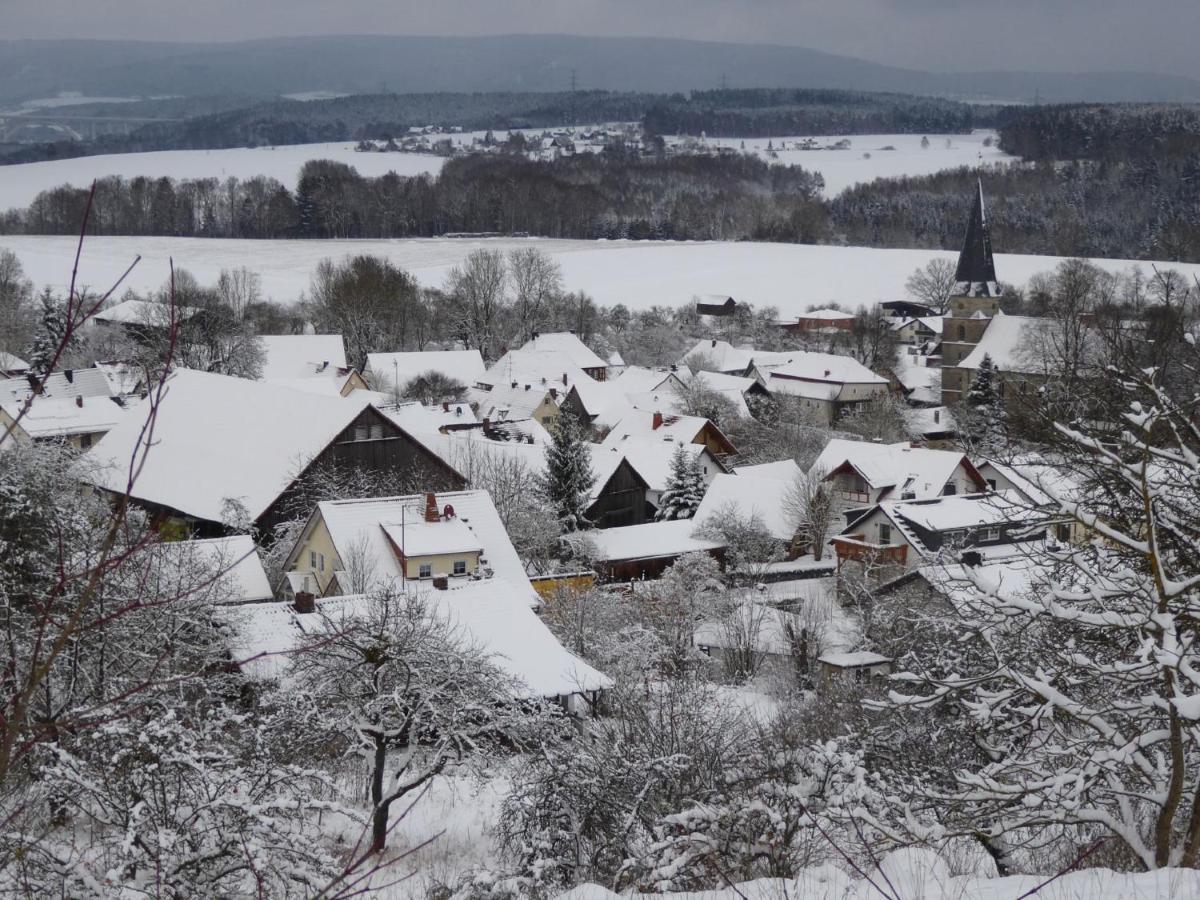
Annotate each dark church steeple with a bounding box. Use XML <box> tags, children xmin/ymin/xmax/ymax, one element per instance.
<box><xmin>954</xmin><ymin>180</ymin><xmax>999</xmax><ymax>298</ymax></box>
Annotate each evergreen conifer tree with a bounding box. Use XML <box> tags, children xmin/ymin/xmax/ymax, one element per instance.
<box><xmin>26</xmin><ymin>288</ymin><xmax>69</xmax><ymax>378</ymax></box>
<box><xmin>539</xmin><ymin>410</ymin><xmax>595</xmax><ymax>532</ymax></box>
<box><xmin>656</xmin><ymin>443</ymin><xmax>706</xmax><ymax>521</ymax></box>
<box><xmin>963</xmin><ymin>353</ymin><xmax>1006</xmax><ymax>451</ymax></box>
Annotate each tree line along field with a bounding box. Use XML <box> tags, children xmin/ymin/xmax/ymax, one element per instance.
<box><xmin>2</xmin><ymin>102</ymin><xmax>1199</xmax><ymax>261</ymax></box>
<box><xmin>6</xmin><ymin>233</ymin><xmax>1200</xmax><ymax>318</ymax></box>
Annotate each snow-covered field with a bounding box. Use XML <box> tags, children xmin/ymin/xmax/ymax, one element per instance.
<box><xmin>0</xmin><ymin>130</ymin><xmax>1011</xmax><ymax>211</ymax></box>
<box><xmin>559</xmin><ymin>849</ymin><xmax>1200</xmax><ymax>899</ymax></box>
<box><xmin>692</xmin><ymin>130</ymin><xmax>1014</xmax><ymax>196</ymax></box>
<box><xmin>5</xmin><ymin>234</ymin><xmax>1199</xmax><ymax>318</ymax></box>
<box><xmin>0</xmin><ymin>144</ymin><xmax>446</xmax><ymax>211</ymax></box>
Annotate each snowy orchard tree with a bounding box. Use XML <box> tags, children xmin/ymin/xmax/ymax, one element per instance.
<box><xmin>883</xmin><ymin>353</ymin><xmax>1200</xmax><ymax>870</ymax></box>
<box><xmin>621</xmin><ymin>738</ymin><xmax>892</xmax><ymax>892</ymax></box>
<box><xmin>538</xmin><ymin>410</ymin><xmax>595</xmax><ymax>533</ymax></box>
<box><xmin>654</xmin><ymin>442</ymin><xmax>706</xmax><ymax>521</ymax></box>
<box><xmin>6</xmin><ymin>701</ymin><xmax>344</xmax><ymax>896</ymax></box>
<box><xmin>287</xmin><ymin>590</ymin><xmax>537</xmax><ymax>854</ymax></box>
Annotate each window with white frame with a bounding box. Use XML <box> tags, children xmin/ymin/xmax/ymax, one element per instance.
<box><xmin>453</xmin><ymin>560</ymin><xmax>467</xmax><ymax>575</ymax></box>
<box><xmin>878</xmin><ymin>522</ymin><xmax>892</xmax><ymax>545</ymax></box>
<box><xmin>418</xmin><ymin>563</ymin><xmax>432</xmax><ymax>578</ymax></box>
<box><xmin>981</xmin><ymin>527</ymin><xmax>1000</xmax><ymax>542</ymax></box>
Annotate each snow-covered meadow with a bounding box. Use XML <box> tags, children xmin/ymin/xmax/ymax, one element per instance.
<box><xmin>0</xmin><ymin>130</ymin><xmax>1012</xmax><ymax>211</ymax></box>
<box><xmin>5</xmin><ymin>233</ymin><xmax>1199</xmax><ymax>318</ymax></box>
<box><xmin>0</xmin><ymin>144</ymin><xmax>447</xmax><ymax>211</ymax></box>
<box><xmin>689</xmin><ymin>130</ymin><xmax>1014</xmax><ymax>196</ymax></box>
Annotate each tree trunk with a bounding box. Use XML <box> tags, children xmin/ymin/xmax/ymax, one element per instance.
<box><xmin>370</xmin><ymin>734</ymin><xmax>389</xmax><ymax>853</ymax></box>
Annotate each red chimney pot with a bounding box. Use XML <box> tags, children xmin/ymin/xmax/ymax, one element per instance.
<box><xmin>424</xmin><ymin>492</ymin><xmax>439</xmax><ymax>523</ymax></box>
<box><xmin>652</xmin><ymin>411</ymin><xmax>664</xmax><ymax>430</ymax></box>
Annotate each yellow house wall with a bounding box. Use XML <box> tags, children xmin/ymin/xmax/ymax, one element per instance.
<box><xmin>403</xmin><ymin>550</ymin><xmax>480</xmax><ymax>579</ymax></box>
<box><xmin>290</xmin><ymin>517</ymin><xmax>342</xmax><ymax>595</ymax></box>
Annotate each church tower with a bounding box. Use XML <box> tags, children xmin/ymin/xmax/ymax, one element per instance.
<box><xmin>941</xmin><ymin>181</ymin><xmax>1002</xmax><ymax>400</ymax></box>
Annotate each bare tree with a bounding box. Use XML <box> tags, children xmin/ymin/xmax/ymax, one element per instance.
<box><xmin>446</xmin><ymin>249</ymin><xmax>508</xmax><ymax>356</ymax></box>
<box><xmin>904</xmin><ymin>258</ymin><xmax>958</xmax><ymax>314</ymax></box>
<box><xmin>508</xmin><ymin>247</ymin><xmax>562</xmax><ymax>343</ymax></box>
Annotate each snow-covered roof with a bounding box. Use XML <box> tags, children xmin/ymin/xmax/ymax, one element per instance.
<box><xmin>263</xmin><ymin>373</ymin><xmax>358</xmax><ymax>397</ymax></box>
<box><xmin>734</xmin><ymin>459</ymin><xmax>802</xmax><ymax>481</ymax></box>
<box><xmin>891</xmin><ymin>355</ymin><xmax>941</xmax><ymax>404</ymax></box>
<box><xmin>798</xmin><ymin>307</ymin><xmax>856</xmax><ymax>320</ymax></box>
<box><xmin>365</xmin><ymin>349</ymin><xmax>486</xmax><ymax>394</ymax></box>
<box><xmin>86</xmin><ymin>369</ymin><xmax>375</xmax><ymax>525</ymax></box>
<box><xmin>0</xmin><ymin>367</ymin><xmax>114</xmax><ymax>404</ymax></box>
<box><xmin>890</xmin><ymin>491</ymin><xmax>1041</xmax><ymax>533</ymax></box>
<box><xmin>977</xmin><ymin>457</ymin><xmax>1082</xmax><ymax>507</ymax></box>
<box><xmin>680</xmin><ymin>339</ymin><xmax>794</xmax><ymax>375</ymax></box>
<box><xmin>0</xmin><ymin>351</ymin><xmax>29</xmax><ymax>372</ymax></box>
<box><xmin>617</xmin><ymin>438</ymin><xmax>712</xmax><ymax>492</ymax></box>
<box><xmin>818</xmin><ymin>650</ymin><xmax>891</xmax><ymax>668</ymax></box>
<box><xmin>693</xmin><ymin>471</ymin><xmax>795</xmax><ymax>541</ymax></box>
<box><xmin>148</xmin><ymin>535</ymin><xmax>273</xmax><ymax>604</ymax></box>
<box><xmin>94</xmin><ymin>362</ymin><xmax>143</xmax><ymax>397</ymax></box>
<box><xmin>93</xmin><ymin>298</ymin><xmax>198</xmax><ymax>325</ymax></box>
<box><xmin>475</xmin><ymin>381</ymin><xmax>557</xmax><ymax>421</ymax></box>
<box><xmin>225</xmin><ymin>584</ymin><xmax>611</xmax><ymax>696</ymax></box>
<box><xmin>585</xmin><ymin>519</ymin><xmax>724</xmax><ymax>562</ymax></box>
<box><xmin>0</xmin><ymin>394</ymin><xmax>131</xmax><ymax>440</ymax></box>
<box><xmin>259</xmin><ymin>334</ymin><xmax>348</xmax><ymax>381</ymax></box>
<box><xmin>297</xmin><ymin>489</ymin><xmax>536</xmax><ymax>604</ymax></box>
<box><xmin>957</xmin><ymin>313</ymin><xmax>1054</xmax><ymax>373</ymax></box>
<box><xmin>891</xmin><ymin>316</ymin><xmax>944</xmax><ymax>335</ymax></box>
<box><xmin>903</xmin><ymin>405</ymin><xmax>956</xmax><ymax>437</ymax></box>
<box><xmin>517</xmin><ymin>332</ymin><xmax>608</xmax><ymax>370</ymax></box>
<box><xmin>756</xmin><ymin>351</ymin><xmax>887</xmax><ymax>386</ymax></box>
<box><xmin>381</xmin><ymin>518</ymin><xmax>484</xmax><ymax>557</ymax></box>
<box><xmin>612</xmin><ymin>365</ymin><xmax>678</xmax><ymax>395</ymax></box>
<box><xmin>600</xmin><ymin>409</ymin><xmax>713</xmax><ymax>449</ymax></box>
<box><xmin>813</xmin><ymin>438</ymin><xmax>978</xmax><ymax>499</ymax></box>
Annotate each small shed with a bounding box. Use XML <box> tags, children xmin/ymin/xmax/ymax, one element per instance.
<box><xmin>817</xmin><ymin>650</ymin><xmax>892</xmax><ymax>686</ymax></box>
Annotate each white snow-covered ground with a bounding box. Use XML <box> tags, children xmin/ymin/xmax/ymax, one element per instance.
<box><xmin>0</xmin><ymin>144</ymin><xmax>446</xmax><ymax>211</ymax></box>
<box><xmin>558</xmin><ymin>848</ymin><xmax>1200</xmax><ymax>899</ymax></box>
<box><xmin>5</xmin><ymin>234</ymin><xmax>1199</xmax><ymax>319</ymax></box>
<box><xmin>690</xmin><ymin>130</ymin><xmax>1014</xmax><ymax>196</ymax></box>
<box><xmin>0</xmin><ymin>129</ymin><xmax>1011</xmax><ymax>211</ymax></box>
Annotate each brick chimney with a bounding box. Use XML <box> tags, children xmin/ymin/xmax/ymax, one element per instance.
<box><xmin>549</xmin><ymin>387</ymin><xmax>558</xmax><ymax>399</ymax></box>
<box><xmin>424</xmin><ymin>492</ymin><xmax>440</xmax><ymax>523</ymax></box>
<box><xmin>293</xmin><ymin>591</ymin><xmax>315</xmax><ymax>614</ymax></box>
<box><xmin>442</xmin><ymin>402</ymin><xmax>449</xmax><ymax>412</ymax></box>
<box><xmin>64</xmin><ymin>369</ymin><xmax>74</xmax><ymax>383</ymax></box>
<box><xmin>75</xmin><ymin>395</ymin><xmax>83</xmax><ymax>408</ymax></box>
<box><xmin>562</xmin><ymin>372</ymin><xmax>568</xmax><ymax>386</ymax></box>
<box><xmin>711</xmin><ymin>339</ymin><xmax>717</xmax><ymax>348</ymax></box>
<box><xmin>652</xmin><ymin>411</ymin><xmax>664</xmax><ymax>430</ymax></box>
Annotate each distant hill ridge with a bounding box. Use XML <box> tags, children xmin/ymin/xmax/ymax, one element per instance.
<box><xmin>2</xmin><ymin>34</ymin><xmax>1198</xmax><ymax>105</ymax></box>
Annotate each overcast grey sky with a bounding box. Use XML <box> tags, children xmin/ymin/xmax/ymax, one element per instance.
<box><xmin>5</xmin><ymin>0</ymin><xmax>1199</xmax><ymax>79</ymax></box>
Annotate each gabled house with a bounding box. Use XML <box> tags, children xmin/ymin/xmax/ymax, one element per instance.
<box><xmin>750</xmin><ymin>352</ymin><xmax>890</xmax><ymax>425</ymax></box>
<box><xmin>86</xmin><ymin>369</ymin><xmax>465</xmax><ymax>537</ymax></box>
<box><xmin>259</xmin><ymin>335</ymin><xmax>367</xmax><ymax>398</ymax></box>
<box><xmin>491</xmin><ymin>332</ymin><xmax>609</xmax><ymax>382</ymax></box>
<box><xmin>680</xmin><ymin>339</ymin><xmax>794</xmax><ymax>376</ymax></box>
<box><xmin>580</xmin><ymin>519</ymin><xmax>726</xmax><ymax>581</ymax></box>
<box><xmin>832</xmin><ymin>492</ymin><xmax>1060</xmax><ymax>575</ymax></box>
<box><xmin>474</xmin><ymin>380</ymin><xmax>561</xmax><ymax>425</ymax></box>
<box><xmin>779</xmin><ymin>308</ymin><xmax>857</xmax><ymax>335</ymax></box>
<box><xmin>695</xmin><ymin>295</ymin><xmax>739</xmax><ymax>317</ymax></box>
<box><xmin>587</xmin><ymin>449</ymin><xmax>653</xmax><ymax>529</ymax></box>
<box><xmin>280</xmin><ymin>489</ymin><xmax>537</xmax><ymax>604</ymax></box>
<box><xmin>692</xmin><ymin>464</ymin><xmax>804</xmax><ymax>556</ymax></box>
<box><xmin>601</xmin><ymin>409</ymin><xmax>737</xmax><ymax>459</ymax></box>
<box><xmin>0</xmin><ymin>393</ymin><xmax>131</xmax><ymax>450</ymax></box>
<box><xmin>601</xmin><ymin>437</ymin><xmax>727</xmax><ymax>512</ymax></box>
<box><xmin>812</xmin><ymin>439</ymin><xmax>988</xmax><ymax>523</ymax></box>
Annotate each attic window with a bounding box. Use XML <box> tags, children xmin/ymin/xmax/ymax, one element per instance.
<box><xmin>943</xmin><ymin>483</ymin><xmax>957</xmax><ymax>496</ymax></box>
<box><xmin>982</xmin><ymin>527</ymin><xmax>1001</xmax><ymax>542</ymax></box>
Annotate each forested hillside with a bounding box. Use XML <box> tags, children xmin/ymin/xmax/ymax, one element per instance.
<box><xmin>643</xmin><ymin>89</ymin><xmax>987</xmax><ymax>137</ymax></box>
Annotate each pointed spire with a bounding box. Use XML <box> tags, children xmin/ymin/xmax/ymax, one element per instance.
<box><xmin>954</xmin><ymin>179</ymin><xmax>999</xmax><ymax>297</ymax></box>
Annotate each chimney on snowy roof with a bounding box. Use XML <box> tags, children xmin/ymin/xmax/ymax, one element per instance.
<box><xmin>652</xmin><ymin>411</ymin><xmax>664</xmax><ymax>430</ymax></box>
<box><xmin>294</xmin><ymin>591</ymin><xmax>315</xmax><ymax>614</ymax></box>
<box><xmin>424</xmin><ymin>492</ymin><xmax>439</xmax><ymax>523</ymax></box>
<box><xmin>75</xmin><ymin>395</ymin><xmax>83</xmax><ymax>408</ymax></box>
